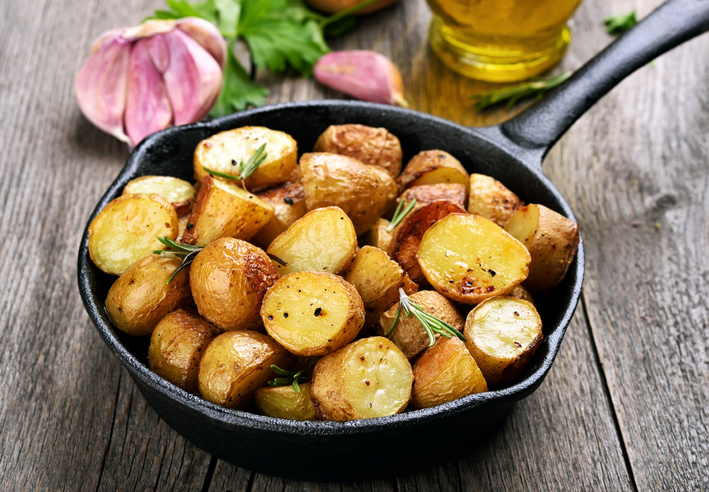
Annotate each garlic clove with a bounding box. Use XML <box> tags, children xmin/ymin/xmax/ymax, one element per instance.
<box><xmin>122</xmin><ymin>19</ymin><xmax>176</xmax><ymax>41</ymax></box>
<box><xmin>75</xmin><ymin>35</ymin><xmax>131</xmax><ymax>143</ymax></box>
<box><xmin>146</xmin><ymin>32</ymin><xmax>170</xmax><ymax>73</ymax></box>
<box><xmin>314</xmin><ymin>50</ymin><xmax>409</xmax><ymax>107</ymax></box>
<box><xmin>162</xmin><ymin>29</ymin><xmax>223</xmax><ymax>126</ymax></box>
<box><xmin>176</xmin><ymin>17</ymin><xmax>227</xmax><ymax>68</ymax></box>
<box><xmin>124</xmin><ymin>38</ymin><xmax>173</xmax><ymax>147</ymax></box>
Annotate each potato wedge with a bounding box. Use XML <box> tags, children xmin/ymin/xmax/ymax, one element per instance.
<box><xmin>464</xmin><ymin>297</ymin><xmax>543</xmax><ymax>387</ymax></box>
<box><xmin>266</xmin><ymin>206</ymin><xmax>357</xmax><ymax>275</ymax></box>
<box><xmin>410</xmin><ymin>336</ymin><xmax>487</xmax><ymax>409</ymax></box>
<box><xmin>467</xmin><ymin>173</ymin><xmax>520</xmax><ymax>227</ymax></box>
<box><xmin>363</xmin><ymin>218</ymin><xmax>393</xmax><ymax>252</ymax></box>
<box><xmin>261</xmin><ymin>272</ymin><xmax>364</xmax><ymax>356</ymax></box>
<box><xmin>418</xmin><ymin>214</ymin><xmax>531</xmax><ymax>305</ymax></box>
<box><xmin>253</xmin><ymin>382</ymin><xmax>317</xmax><ymax>421</ymax></box>
<box><xmin>148</xmin><ymin>309</ymin><xmax>221</xmax><ymax>393</ymax></box>
<box><xmin>300</xmin><ymin>152</ymin><xmax>398</xmax><ymax>235</ymax></box>
<box><xmin>252</xmin><ymin>182</ymin><xmax>307</xmax><ymax>248</ymax></box>
<box><xmin>198</xmin><ymin>331</ymin><xmax>291</xmax><ymax>408</ymax></box>
<box><xmin>105</xmin><ymin>254</ymin><xmax>192</xmax><ymax>336</ymax></box>
<box><xmin>376</xmin><ymin>290</ymin><xmax>464</xmax><ymax>360</ymax></box>
<box><xmin>344</xmin><ymin>246</ymin><xmax>418</xmax><ymax>332</ymax></box>
<box><xmin>398</xmin><ymin>150</ymin><xmax>469</xmax><ymax>193</ymax></box>
<box><xmin>181</xmin><ymin>176</ymin><xmax>274</xmax><ymax>246</ymax></box>
<box><xmin>89</xmin><ymin>193</ymin><xmax>178</xmax><ymax>276</ymax></box>
<box><xmin>193</xmin><ymin>126</ymin><xmax>298</xmax><ymax>190</ymax></box>
<box><xmin>123</xmin><ymin>175</ymin><xmax>196</xmax><ymax>217</ymax></box>
<box><xmin>311</xmin><ymin>337</ymin><xmax>413</xmax><ymax>421</ymax></box>
<box><xmin>398</xmin><ymin>183</ymin><xmax>466</xmax><ymax>210</ymax></box>
<box><xmin>190</xmin><ymin>238</ymin><xmax>279</xmax><ymax>331</ymax></box>
<box><xmin>313</xmin><ymin>124</ymin><xmax>403</xmax><ymax>177</ymax></box>
<box><xmin>388</xmin><ymin>200</ymin><xmax>467</xmax><ymax>284</ymax></box>
<box><xmin>504</xmin><ymin>204</ymin><xmax>580</xmax><ymax>293</ymax></box>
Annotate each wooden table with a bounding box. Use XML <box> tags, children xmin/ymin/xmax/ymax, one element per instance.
<box><xmin>1</xmin><ymin>0</ymin><xmax>707</xmax><ymax>489</ymax></box>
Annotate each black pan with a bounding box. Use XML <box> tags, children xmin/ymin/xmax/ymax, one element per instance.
<box><xmin>78</xmin><ymin>0</ymin><xmax>709</xmax><ymax>481</ymax></box>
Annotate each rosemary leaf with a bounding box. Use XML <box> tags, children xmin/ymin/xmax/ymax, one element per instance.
<box><xmin>604</xmin><ymin>11</ymin><xmax>637</xmax><ymax>34</ymax></box>
<box><xmin>388</xmin><ymin>288</ymin><xmax>466</xmax><ymax>347</ymax></box>
<box><xmin>268</xmin><ymin>365</ymin><xmax>305</xmax><ymax>393</ymax></box>
<box><xmin>202</xmin><ymin>143</ymin><xmax>268</xmax><ymax>183</ymax></box>
<box><xmin>154</xmin><ymin>236</ymin><xmax>205</xmax><ymax>284</ymax></box>
<box><xmin>387</xmin><ymin>199</ymin><xmax>417</xmax><ymax>232</ymax></box>
<box><xmin>470</xmin><ymin>71</ymin><xmax>572</xmax><ymax>110</ymax></box>
<box><xmin>384</xmin><ymin>303</ymin><xmax>403</xmax><ymax>337</ymax></box>
<box><xmin>268</xmin><ymin>253</ymin><xmax>288</xmax><ymax>267</ymax></box>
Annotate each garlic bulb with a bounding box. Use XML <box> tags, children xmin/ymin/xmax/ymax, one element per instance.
<box><xmin>75</xmin><ymin>18</ymin><xmax>226</xmax><ymax>147</ymax></box>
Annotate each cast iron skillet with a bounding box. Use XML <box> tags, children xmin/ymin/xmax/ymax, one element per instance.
<box><xmin>78</xmin><ymin>0</ymin><xmax>709</xmax><ymax>481</ymax></box>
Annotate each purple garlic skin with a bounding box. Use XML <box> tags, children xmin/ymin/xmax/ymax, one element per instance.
<box><xmin>314</xmin><ymin>50</ymin><xmax>409</xmax><ymax>108</ymax></box>
<box><xmin>75</xmin><ymin>18</ymin><xmax>226</xmax><ymax>147</ymax></box>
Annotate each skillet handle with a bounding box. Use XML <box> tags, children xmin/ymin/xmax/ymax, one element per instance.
<box><xmin>499</xmin><ymin>0</ymin><xmax>709</xmax><ymax>163</ymax></box>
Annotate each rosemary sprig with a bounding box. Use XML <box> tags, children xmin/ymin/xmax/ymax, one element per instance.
<box><xmin>202</xmin><ymin>143</ymin><xmax>268</xmax><ymax>183</ymax></box>
<box><xmin>387</xmin><ymin>199</ymin><xmax>417</xmax><ymax>232</ymax></box>
<box><xmin>470</xmin><ymin>71</ymin><xmax>572</xmax><ymax>110</ymax></box>
<box><xmin>153</xmin><ymin>236</ymin><xmax>204</xmax><ymax>284</ymax></box>
<box><xmin>604</xmin><ymin>11</ymin><xmax>637</xmax><ymax>34</ymax></box>
<box><xmin>385</xmin><ymin>288</ymin><xmax>466</xmax><ymax>346</ymax></box>
<box><xmin>267</xmin><ymin>253</ymin><xmax>288</xmax><ymax>267</ymax></box>
<box><xmin>268</xmin><ymin>365</ymin><xmax>307</xmax><ymax>393</ymax></box>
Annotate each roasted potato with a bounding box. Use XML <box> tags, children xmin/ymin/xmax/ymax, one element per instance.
<box><xmin>410</xmin><ymin>336</ymin><xmax>488</xmax><ymax>409</ymax></box>
<box><xmin>266</xmin><ymin>206</ymin><xmax>357</xmax><ymax>275</ymax></box>
<box><xmin>252</xmin><ymin>182</ymin><xmax>307</xmax><ymax>248</ymax></box>
<box><xmin>105</xmin><ymin>254</ymin><xmax>192</xmax><ymax>336</ymax></box>
<box><xmin>311</xmin><ymin>337</ymin><xmax>413</xmax><ymax>421</ymax></box>
<box><xmin>376</xmin><ymin>290</ymin><xmax>464</xmax><ymax>360</ymax></box>
<box><xmin>253</xmin><ymin>382</ymin><xmax>317</xmax><ymax>421</ymax></box>
<box><xmin>193</xmin><ymin>126</ymin><xmax>298</xmax><ymax>190</ymax></box>
<box><xmin>261</xmin><ymin>272</ymin><xmax>364</xmax><ymax>356</ymax></box>
<box><xmin>313</xmin><ymin>124</ymin><xmax>403</xmax><ymax>177</ymax></box>
<box><xmin>123</xmin><ymin>175</ymin><xmax>196</xmax><ymax>217</ymax></box>
<box><xmin>148</xmin><ymin>309</ymin><xmax>221</xmax><ymax>393</ymax></box>
<box><xmin>388</xmin><ymin>200</ymin><xmax>467</xmax><ymax>285</ymax></box>
<box><xmin>190</xmin><ymin>238</ymin><xmax>279</xmax><ymax>331</ymax></box>
<box><xmin>181</xmin><ymin>176</ymin><xmax>274</xmax><ymax>246</ymax></box>
<box><xmin>467</xmin><ymin>173</ymin><xmax>521</xmax><ymax>227</ymax></box>
<box><xmin>198</xmin><ymin>330</ymin><xmax>291</xmax><ymax>408</ymax></box>
<box><xmin>398</xmin><ymin>150</ymin><xmax>469</xmax><ymax>193</ymax></box>
<box><xmin>299</xmin><ymin>152</ymin><xmax>398</xmax><ymax>235</ymax></box>
<box><xmin>398</xmin><ymin>183</ymin><xmax>466</xmax><ymax>210</ymax></box>
<box><xmin>88</xmin><ymin>193</ymin><xmax>178</xmax><ymax>276</ymax></box>
<box><xmin>344</xmin><ymin>246</ymin><xmax>418</xmax><ymax>332</ymax></box>
<box><xmin>363</xmin><ymin>218</ymin><xmax>393</xmax><ymax>252</ymax></box>
<box><xmin>418</xmin><ymin>214</ymin><xmax>531</xmax><ymax>305</ymax></box>
<box><xmin>504</xmin><ymin>204</ymin><xmax>580</xmax><ymax>293</ymax></box>
<box><xmin>464</xmin><ymin>297</ymin><xmax>543</xmax><ymax>387</ymax></box>
<box><xmin>508</xmin><ymin>284</ymin><xmax>535</xmax><ymax>304</ymax></box>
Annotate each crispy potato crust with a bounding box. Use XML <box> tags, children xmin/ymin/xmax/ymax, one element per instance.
<box><xmin>313</xmin><ymin>124</ymin><xmax>403</xmax><ymax>177</ymax></box>
<box><xmin>398</xmin><ymin>150</ymin><xmax>469</xmax><ymax>193</ymax></box>
<box><xmin>123</xmin><ymin>175</ymin><xmax>196</xmax><ymax>217</ymax></box>
<box><xmin>467</xmin><ymin>173</ymin><xmax>520</xmax><ymax>227</ymax></box>
<box><xmin>399</xmin><ymin>183</ymin><xmax>466</xmax><ymax>210</ymax></box>
<box><xmin>253</xmin><ymin>382</ymin><xmax>317</xmax><ymax>421</ymax></box>
<box><xmin>252</xmin><ymin>182</ymin><xmax>307</xmax><ymax>248</ymax></box>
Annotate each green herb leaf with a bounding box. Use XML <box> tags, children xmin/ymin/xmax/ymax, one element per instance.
<box><xmin>268</xmin><ymin>365</ymin><xmax>306</xmax><ymax>393</ymax></box>
<box><xmin>387</xmin><ymin>199</ymin><xmax>416</xmax><ymax>232</ymax></box>
<box><xmin>470</xmin><ymin>71</ymin><xmax>572</xmax><ymax>110</ymax></box>
<box><xmin>604</xmin><ymin>11</ymin><xmax>637</xmax><ymax>35</ymax></box>
<box><xmin>211</xmin><ymin>42</ymin><xmax>269</xmax><ymax>116</ymax></box>
<box><xmin>154</xmin><ymin>237</ymin><xmax>205</xmax><ymax>284</ymax></box>
<box><xmin>202</xmin><ymin>142</ymin><xmax>268</xmax><ymax>183</ymax></box>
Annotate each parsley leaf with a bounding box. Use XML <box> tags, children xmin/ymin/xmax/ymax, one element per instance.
<box><xmin>604</xmin><ymin>11</ymin><xmax>637</xmax><ymax>35</ymax></box>
<box><xmin>211</xmin><ymin>41</ymin><xmax>268</xmax><ymax>116</ymax></box>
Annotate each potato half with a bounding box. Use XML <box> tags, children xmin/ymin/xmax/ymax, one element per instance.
<box><xmin>464</xmin><ymin>297</ymin><xmax>543</xmax><ymax>387</ymax></box>
<box><xmin>467</xmin><ymin>173</ymin><xmax>520</xmax><ymax>227</ymax></box>
<box><xmin>253</xmin><ymin>382</ymin><xmax>317</xmax><ymax>421</ymax></box>
<box><xmin>105</xmin><ymin>255</ymin><xmax>192</xmax><ymax>336</ymax></box>
<box><xmin>148</xmin><ymin>309</ymin><xmax>221</xmax><ymax>393</ymax></box>
<box><xmin>261</xmin><ymin>272</ymin><xmax>364</xmax><ymax>356</ymax></box>
<box><xmin>313</xmin><ymin>124</ymin><xmax>403</xmax><ymax>177</ymax></box>
<box><xmin>252</xmin><ymin>182</ymin><xmax>307</xmax><ymax>248</ymax></box>
<box><xmin>418</xmin><ymin>214</ymin><xmax>531</xmax><ymax>305</ymax></box>
<box><xmin>410</xmin><ymin>336</ymin><xmax>488</xmax><ymax>409</ymax></box>
<box><xmin>504</xmin><ymin>204</ymin><xmax>580</xmax><ymax>293</ymax></box>
<box><xmin>88</xmin><ymin>193</ymin><xmax>178</xmax><ymax>276</ymax></box>
<box><xmin>193</xmin><ymin>126</ymin><xmax>298</xmax><ymax>190</ymax></box>
<box><xmin>398</xmin><ymin>183</ymin><xmax>466</xmax><ymax>210</ymax></box>
<box><xmin>266</xmin><ymin>206</ymin><xmax>357</xmax><ymax>276</ymax></box>
<box><xmin>300</xmin><ymin>152</ymin><xmax>398</xmax><ymax>235</ymax></box>
<box><xmin>123</xmin><ymin>175</ymin><xmax>196</xmax><ymax>217</ymax></box>
<box><xmin>363</xmin><ymin>218</ymin><xmax>393</xmax><ymax>253</ymax></box>
<box><xmin>198</xmin><ymin>331</ymin><xmax>291</xmax><ymax>408</ymax></box>
<box><xmin>376</xmin><ymin>290</ymin><xmax>464</xmax><ymax>360</ymax></box>
<box><xmin>398</xmin><ymin>150</ymin><xmax>469</xmax><ymax>193</ymax></box>
<box><xmin>344</xmin><ymin>246</ymin><xmax>418</xmax><ymax>332</ymax></box>
<box><xmin>190</xmin><ymin>238</ymin><xmax>279</xmax><ymax>331</ymax></box>
<box><xmin>181</xmin><ymin>176</ymin><xmax>274</xmax><ymax>246</ymax></box>
<box><xmin>311</xmin><ymin>337</ymin><xmax>413</xmax><ymax>421</ymax></box>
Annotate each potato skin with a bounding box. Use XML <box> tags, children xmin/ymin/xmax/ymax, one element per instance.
<box><xmin>253</xmin><ymin>382</ymin><xmax>317</xmax><ymax>421</ymax></box>
<box><xmin>300</xmin><ymin>152</ymin><xmax>398</xmax><ymax>235</ymax></box>
<box><xmin>198</xmin><ymin>331</ymin><xmax>291</xmax><ymax>408</ymax></box>
<box><xmin>190</xmin><ymin>238</ymin><xmax>279</xmax><ymax>331</ymax></box>
<box><xmin>313</xmin><ymin>124</ymin><xmax>403</xmax><ymax>177</ymax></box>
<box><xmin>105</xmin><ymin>255</ymin><xmax>192</xmax><ymax>337</ymax></box>
<box><xmin>363</xmin><ymin>218</ymin><xmax>393</xmax><ymax>252</ymax></box>
<box><xmin>398</xmin><ymin>150</ymin><xmax>469</xmax><ymax>193</ymax></box>
<box><xmin>148</xmin><ymin>309</ymin><xmax>221</xmax><ymax>393</ymax></box>
<box><xmin>376</xmin><ymin>290</ymin><xmax>464</xmax><ymax>360</ymax></box>
<box><xmin>252</xmin><ymin>182</ymin><xmax>307</xmax><ymax>248</ymax></box>
<box><xmin>467</xmin><ymin>173</ymin><xmax>520</xmax><ymax>227</ymax></box>
<box><xmin>399</xmin><ymin>183</ymin><xmax>466</xmax><ymax>210</ymax></box>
